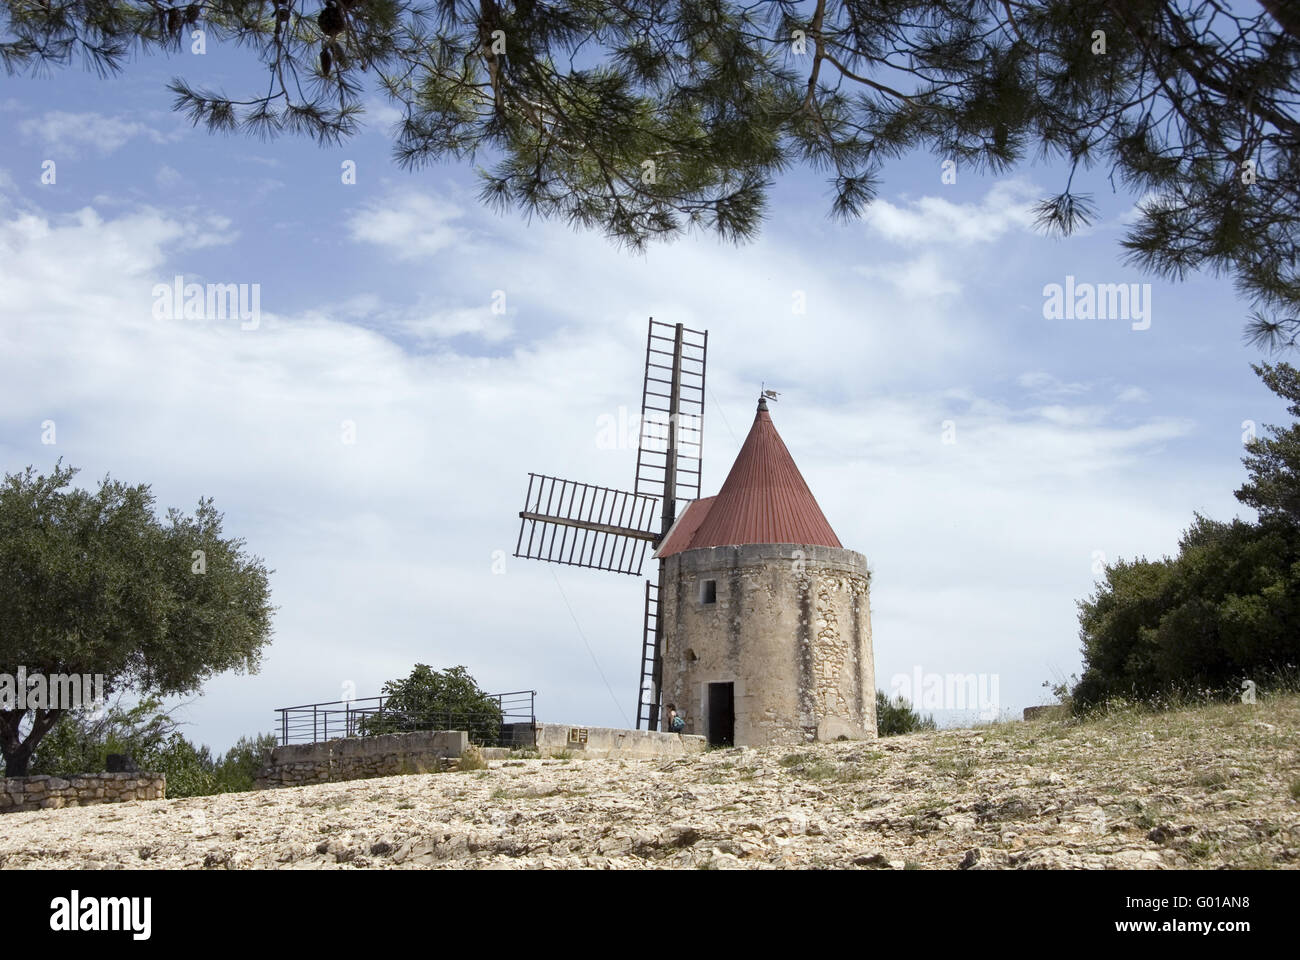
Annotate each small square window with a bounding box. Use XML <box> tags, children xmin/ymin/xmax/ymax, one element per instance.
<box><xmin>699</xmin><ymin>579</ymin><xmax>717</xmax><ymax>604</ymax></box>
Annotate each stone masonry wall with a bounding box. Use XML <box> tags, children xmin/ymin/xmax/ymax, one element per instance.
<box><xmin>256</xmin><ymin>731</ymin><xmax>468</xmax><ymax>788</ymax></box>
<box><xmin>1</xmin><ymin>773</ymin><xmax>165</xmax><ymax>814</ymax></box>
<box><xmin>660</xmin><ymin>543</ymin><xmax>875</xmax><ymax>747</ymax></box>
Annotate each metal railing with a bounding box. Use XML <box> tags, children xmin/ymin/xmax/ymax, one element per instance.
<box><xmin>274</xmin><ymin>690</ymin><xmax>537</xmax><ymax>746</ymax></box>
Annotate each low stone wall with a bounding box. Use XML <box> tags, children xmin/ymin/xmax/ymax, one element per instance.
<box><xmin>256</xmin><ymin>725</ymin><xmax>704</xmax><ymax>789</ymax></box>
<box><xmin>1</xmin><ymin>773</ymin><xmax>165</xmax><ymax>814</ymax></box>
<box><xmin>532</xmin><ymin>723</ymin><xmax>706</xmax><ymax>759</ymax></box>
<box><xmin>257</xmin><ymin>731</ymin><xmax>468</xmax><ymax>788</ymax></box>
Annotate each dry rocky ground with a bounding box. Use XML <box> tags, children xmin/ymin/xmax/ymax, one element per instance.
<box><xmin>3</xmin><ymin>695</ymin><xmax>1299</xmax><ymax>869</ymax></box>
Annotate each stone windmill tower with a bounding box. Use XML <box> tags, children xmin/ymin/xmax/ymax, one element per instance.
<box><xmin>514</xmin><ymin>321</ymin><xmax>874</xmax><ymax>747</ymax></box>
<box><xmin>653</xmin><ymin>394</ymin><xmax>875</xmax><ymax>747</ymax></box>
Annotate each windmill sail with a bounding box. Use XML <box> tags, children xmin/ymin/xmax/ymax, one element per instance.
<box><xmin>633</xmin><ymin>320</ymin><xmax>707</xmax><ymax>516</ymax></box>
<box><xmin>630</xmin><ymin>320</ymin><xmax>706</xmax><ymax>731</ymax></box>
<box><xmin>514</xmin><ymin>473</ymin><xmax>659</xmax><ymax>576</ymax></box>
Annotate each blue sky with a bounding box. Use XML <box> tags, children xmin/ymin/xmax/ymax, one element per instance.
<box><xmin>0</xmin><ymin>40</ymin><xmax>1285</xmax><ymax>751</ymax></box>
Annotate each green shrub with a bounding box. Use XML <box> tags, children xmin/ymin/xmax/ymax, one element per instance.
<box><xmin>1073</xmin><ymin>516</ymin><xmax>1300</xmax><ymax>711</ymax></box>
<box><xmin>30</xmin><ymin>697</ymin><xmax>274</xmax><ymax>797</ymax></box>
<box><xmin>29</xmin><ymin>697</ymin><xmax>175</xmax><ymax>777</ymax></box>
<box><xmin>147</xmin><ymin>733</ymin><xmax>217</xmax><ymax>797</ymax></box>
<box><xmin>210</xmin><ymin>733</ymin><xmax>278</xmax><ymax>793</ymax></box>
<box><xmin>876</xmin><ymin>691</ymin><xmax>936</xmax><ymax>736</ymax></box>
<box><xmin>357</xmin><ymin>664</ymin><xmax>503</xmax><ymax>744</ymax></box>
<box><xmin>1072</xmin><ymin>363</ymin><xmax>1300</xmax><ymax>713</ymax></box>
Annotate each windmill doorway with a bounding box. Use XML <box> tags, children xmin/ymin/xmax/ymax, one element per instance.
<box><xmin>707</xmin><ymin>683</ymin><xmax>735</xmax><ymax>747</ymax></box>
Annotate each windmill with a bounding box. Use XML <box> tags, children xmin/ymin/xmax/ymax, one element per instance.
<box><xmin>513</xmin><ymin>318</ymin><xmax>708</xmax><ymax>730</ymax></box>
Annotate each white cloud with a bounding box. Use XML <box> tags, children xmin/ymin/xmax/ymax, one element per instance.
<box><xmin>20</xmin><ymin>111</ymin><xmax>175</xmax><ymax>155</ymax></box>
<box><xmin>1018</xmin><ymin>371</ymin><xmax>1090</xmax><ymax>396</ymax></box>
<box><xmin>361</xmin><ymin>97</ymin><xmax>405</xmax><ymax>133</ymax></box>
<box><xmin>405</xmin><ymin>306</ymin><xmax>513</xmax><ymax>343</ymax></box>
<box><xmin>857</xmin><ymin>251</ymin><xmax>962</xmax><ymax>299</ymax></box>
<box><xmin>155</xmin><ymin>165</ymin><xmax>183</xmax><ymax>188</ymax></box>
<box><xmin>326</xmin><ymin>296</ymin><xmax>513</xmax><ymax>345</ymax></box>
<box><xmin>348</xmin><ymin>192</ymin><xmax>469</xmax><ymax>260</ymax></box>
<box><xmin>864</xmin><ymin>179</ymin><xmax>1039</xmax><ymax>246</ymax></box>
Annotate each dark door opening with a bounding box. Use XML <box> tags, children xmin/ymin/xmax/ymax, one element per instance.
<box><xmin>707</xmin><ymin>682</ymin><xmax>735</xmax><ymax>747</ymax></box>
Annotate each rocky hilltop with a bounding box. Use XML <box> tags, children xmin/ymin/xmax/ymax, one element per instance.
<box><xmin>2</xmin><ymin>696</ymin><xmax>1298</xmax><ymax>869</ymax></box>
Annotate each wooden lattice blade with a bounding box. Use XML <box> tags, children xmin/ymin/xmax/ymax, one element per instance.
<box><xmin>513</xmin><ymin>473</ymin><xmax>659</xmax><ymax>576</ymax></box>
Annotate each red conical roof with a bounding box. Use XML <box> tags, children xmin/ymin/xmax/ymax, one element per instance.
<box><xmin>656</xmin><ymin>398</ymin><xmax>841</xmax><ymax>557</ymax></box>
